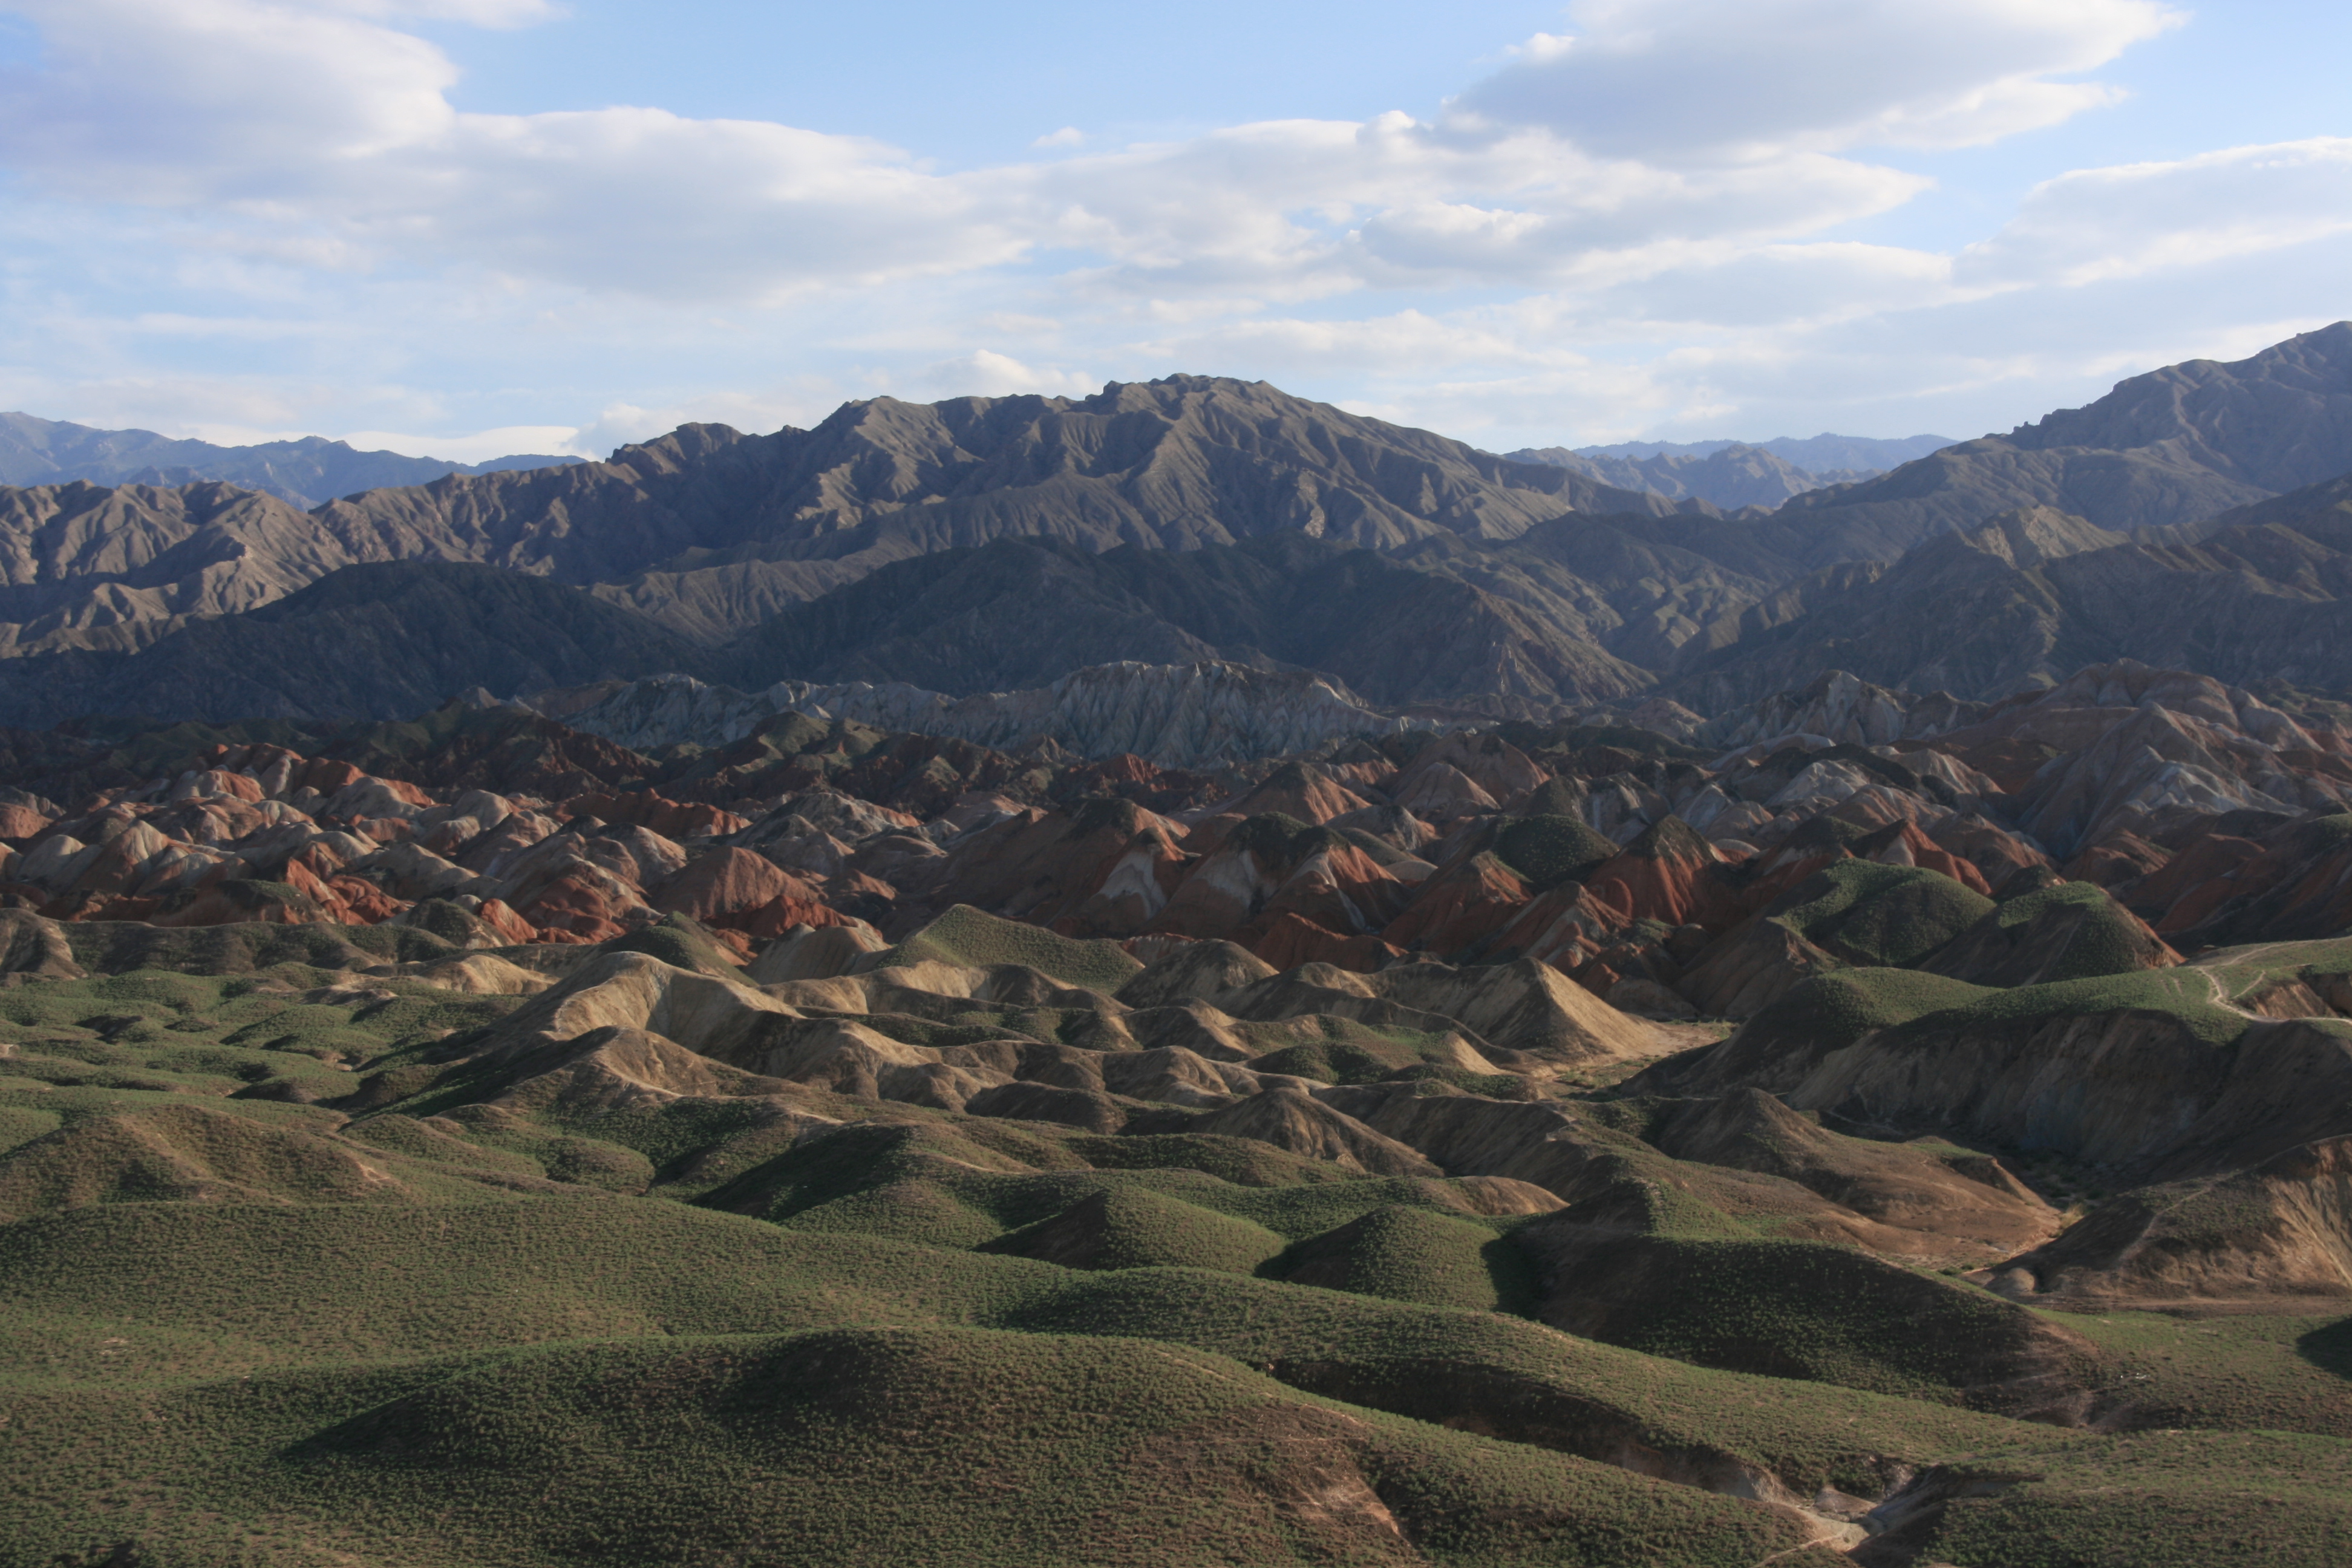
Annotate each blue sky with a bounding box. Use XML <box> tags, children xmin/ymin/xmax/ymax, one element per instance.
<box><xmin>0</xmin><ymin>1</ymin><xmax>2344</xmax><ymax>460</ymax></box>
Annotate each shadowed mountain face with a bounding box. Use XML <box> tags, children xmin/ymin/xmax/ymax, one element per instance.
<box><xmin>1673</xmin><ymin>488</ymin><xmax>2352</xmax><ymax>710</ymax></box>
<box><xmin>730</xmin><ymin>534</ymin><xmax>1661</xmax><ymax>706</ymax></box>
<box><xmin>1777</xmin><ymin>322</ymin><xmax>2352</xmax><ymax>552</ymax></box>
<box><xmin>25</xmin><ymin>477</ymin><xmax>2352</xmax><ymax>729</ymax></box>
<box><xmin>0</xmin><ymin>531</ymin><xmax>1690</xmax><ymax>727</ymax></box>
<box><xmin>0</xmin><ymin>411</ymin><xmax>578</xmax><ymax>508</ymax></box>
<box><xmin>0</xmin><ymin>562</ymin><xmax>718</xmax><ymax>727</ymax></box>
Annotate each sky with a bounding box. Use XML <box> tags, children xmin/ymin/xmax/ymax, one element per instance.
<box><xmin>0</xmin><ymin>0</ymin><xmax>2345</xmax><ymax>461</ymax></box>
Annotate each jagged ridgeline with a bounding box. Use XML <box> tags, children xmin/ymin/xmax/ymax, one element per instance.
<box><xmin>1</xmin><ymin>324</ymin><xmax>2350</xmax><ymax>730</ymax></box>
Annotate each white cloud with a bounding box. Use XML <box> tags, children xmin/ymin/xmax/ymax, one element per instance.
<box><xmin>334</xmin><ymin>422</ymin><xmax>580</xmax><ymax>462</ymax></box>
<box><xmin>0</xmin><ymin>1</ymin><xmax>1027</xmax><ymax>300</ymax></box>
<box><xmin>1959</xmin><ymin>137</ymin><xmax>2352</xmax><ymax>289</ymax></box>
<box><xmin>1027</xmin><ymin>119</ymin><xmax>1926</xmax><ymax>300</ymax></box>
<box><xmin>1583</xmin><ymin>242</ymin><xmax>1956</xmax><ymax>331</ymax></box>
<box><xmin>1134</xmin><ymin>309</ymin><xmax>1540</xmax><ymax>377</ymax></box>
<box><xmin>0</xmin><ymin>1</ymin><xmax>465</xmax><ymax>201</ymax></box>
<box><xmin>327</xmin><ymin>0</ymin><xmax>555</xmax><ymax>21</ymax></box>
<box><xmin>0</xmin><ymin>0</ymin><xmax>2111</xmax><ymax>309</ymax></box>
<box><xmin>899</xmin><ymin>350</ymin><xmax>1098</xmax><ymax>401</ymax></box>
<box><xmin>0</xmin><ymin>0</ymin><xmax>2334</xmax><ymax>459</ymax></box>
<box><xmin>1453</xmin><ymin>0</ymin><xmax>2184</xmax><ymax>160</ymax></box>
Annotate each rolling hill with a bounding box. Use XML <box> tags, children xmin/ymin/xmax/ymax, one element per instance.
<box><xmin>4</xmin><ymin>671</ymin><xmax>2352</xmax><ymax>1564</ymax></box>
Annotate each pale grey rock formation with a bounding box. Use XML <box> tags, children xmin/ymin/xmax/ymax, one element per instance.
<box><xmin>1701</xmin><ymin>670</ymin><xmax>1985</xmax><ymax>754</ymax></box>
<box><xmin>541</xmin><ymin>661</ymin><xmax>1445</xmax><ymax>768</ymax></box>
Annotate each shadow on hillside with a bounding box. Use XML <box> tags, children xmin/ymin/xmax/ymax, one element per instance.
<box><xmin>2293</xmin><ymin>1317</ymin><xmax>2352</xmax><ymax>1380</ymax></box>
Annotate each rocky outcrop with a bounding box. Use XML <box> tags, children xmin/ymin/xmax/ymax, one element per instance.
<box><xmin>1986</xmin><ymin>1134</ymin><xmax>2352</xmax><ymax>1307</ymax></box>
<box><xmin>0</xmin><ymin>908</ymin><xmax>84</xmax><ymax>978</ymax></box>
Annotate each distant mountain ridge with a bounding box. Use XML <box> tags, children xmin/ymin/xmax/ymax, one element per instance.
<box><xmin>312</xmin><ymin>374</ymin><xmax>1691</xmax><ymax>599</ymax></box>
<box><xmin>0</xmin><ymin>411</ymin><xmax>581</xmax><ymax>509</ymax></box>
<box><xmin>0</xmin><ymin>561</ymin><xmax>717</xmax><ymax>728</ymax></box>
<box><xmin>1574</xmin><ymin>434</ymin><xmax>1956</xmax><ymax>471</ymax></box>
<box><xmin>1502</xmin><ymin>442</ymin><xmax>1883</xmax><ymax>509</ymax></box>
<box><xmin>27</xmin><ymin>474</ymin><xmax>2352</xmax><ymax>735</ymax></box>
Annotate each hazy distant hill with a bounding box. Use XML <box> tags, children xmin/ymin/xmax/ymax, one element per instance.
<box><xmin>0</xmin><ymin>411</ymin><xmax>580</xmax><ymax>509</ymax></box>
<box><xmin>1576</xmin><ymin>433</ymin><xmax>1955</xmax><ymax>470</ymax></box>
<box><xmin>1502</xmin><ymin>442</ymin><xmax>1882</xmax><ymax>509</ymax></box>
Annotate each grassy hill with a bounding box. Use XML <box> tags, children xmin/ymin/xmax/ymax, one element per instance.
<box><xmin>4</xmin><ymin>910</ymin><xmax>2350</xmax><ymax>1566</ymax></box>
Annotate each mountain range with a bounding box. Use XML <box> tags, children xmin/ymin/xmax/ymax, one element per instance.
<box><xmin>1576</xmin><ymin>433</ymin><xmax>1955</xmax><ymax>469</ymax></box>
<box><xmin>0</xmin><ymin>411</ymin><xmax>580</xmax><ymax>508</ymax></box>
<box><xmin>0</xmin><ymin>323</ymin><xmax>2348</xmax><ymax>730</ymax></box>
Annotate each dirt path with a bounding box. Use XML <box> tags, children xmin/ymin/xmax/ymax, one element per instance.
<box><xmin>2200</xmin><ymin>967</ymin><xmax>2265</xmax><ymax>1021</ymax></box>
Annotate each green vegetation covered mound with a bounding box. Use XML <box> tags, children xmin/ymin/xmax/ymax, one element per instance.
<box><xmin>1707</xmin><ymin>967</ymin><xmax>1993</xmax><ymax>1077</ymax></box>
<box><xmin>1891</xmin><ymin>967</ymin><xmax>2248</xmax><ymax>1047</ymax></box>
<box><xmin>1</xmin><ymin>1325</ymin><xmax>1839</xmax><ymax>1568</ymax></box>
<box><xmin>1494</xmin><ymin>814</ymin><xmax>1619</xmax><ymax>889</ymax></box>
<box><xmin>1877</xmin><ymin>1431</ymin><xmax>2352</xmax><ymax>1568</ymax></box>
<box><xmin>4</xmin><ymin>894</ymin><xmax>2346</xmax><ymax>1568</ymax></box>
<box><xmin>1769</xmin><ymin>859</ymin><xmax>1994</xmax><ymax>967</ymax></box>
<box><xmin>884</xmin><ymin>904</ymin><xmax>1143</xmax><ymax>991</ymax></box>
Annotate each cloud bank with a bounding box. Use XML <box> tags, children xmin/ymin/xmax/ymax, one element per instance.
<box><xmin>0</xmin><ymin>0</ymin><xmax>2339</xmax><ymax>453</ymax></box>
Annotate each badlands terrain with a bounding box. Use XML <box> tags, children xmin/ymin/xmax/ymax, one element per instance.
<box><xmin>2</xmin><ymin>327</ymin><xmax>2352</xmax><ymax>1566</ymax></box>
<box><xmin>4</xmin><ymin>658</ymin><xmax>2352</xmax><ymax>1564</ymax></box>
